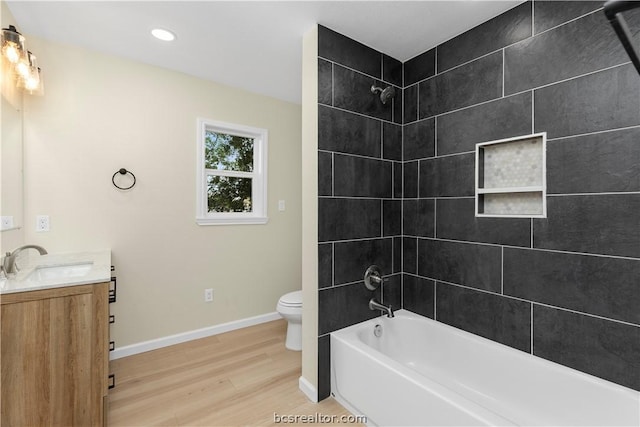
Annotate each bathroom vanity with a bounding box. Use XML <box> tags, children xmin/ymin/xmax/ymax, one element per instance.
<box><xmin>0</xmin><ymin>250</ymin><xmax>112</xmax><ymax>426</ymax></box>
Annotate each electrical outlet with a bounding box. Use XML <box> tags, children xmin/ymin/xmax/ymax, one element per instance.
<box><xmin>204</xmin><ymin>288</ymin><xmax>214</xmax><ymax>302</ymax></box>
<box><xmin>1</xmin><ymin>216</ymin><xmax>14</xmax><ymax>230</ymax></box>
<box><xmin>36</xmin><ymin>215</ymin><xmax>50</xmax><ymax>232</ymax></box>
<box><xmin>278</xmin><ymin>200</ymin><xmax>286</xmax><ymax>211</ymax></box>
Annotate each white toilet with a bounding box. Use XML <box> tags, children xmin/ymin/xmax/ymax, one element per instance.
<box><xmin>276</xmin><ymin>290</ymin><xmax>302</xmax><ymax>351</ymax></box>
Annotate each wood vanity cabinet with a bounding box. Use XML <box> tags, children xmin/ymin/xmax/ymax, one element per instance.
<box><xmin>1</xmin><ymin>282</ymin><xmax>110</xmax><ymax>426</ymax></box>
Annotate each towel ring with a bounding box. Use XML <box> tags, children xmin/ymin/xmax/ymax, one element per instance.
<box><xmin>112</xmin><ymin>168</ymin><xmax>136</xmax><ymax>190</ymax></box>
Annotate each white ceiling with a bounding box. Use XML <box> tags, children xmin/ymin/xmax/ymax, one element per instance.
<box><xmin>7</xmin><ymin>1</ymin><xmax>522</xmax><ymax>104</ymax></box>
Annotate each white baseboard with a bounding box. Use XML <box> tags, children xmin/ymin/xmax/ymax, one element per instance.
<box><xmin>298</xmin><ymin>376</ymin><xmax>318</xmax><ymax>403</ymax></box>
<box><xmin>110</xmin><ymin>311</ymin><xmax>282</xmax><ymax>360</ymax></box>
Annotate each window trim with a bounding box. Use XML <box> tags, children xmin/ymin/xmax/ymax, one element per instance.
<box><xmin>196</xmin><ymin>118</ymin><xmax>268</xmax><ymax>225</ymax></box>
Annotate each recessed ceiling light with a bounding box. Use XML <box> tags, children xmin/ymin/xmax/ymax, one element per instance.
<box><xmin>151</xmin><ymin>28</ymin><xmax>176</xmax><ymax>42</ymax></box>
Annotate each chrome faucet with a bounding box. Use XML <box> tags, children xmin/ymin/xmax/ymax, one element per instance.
<box><xmin>2</xmin><ymin>245</ymin><xmax>48</xmax><ymax>277</ymax></box>
<box><xmin>369</xmin><ymin>298</ymin><xmax>395</xmax><ymax>318</ymax></box>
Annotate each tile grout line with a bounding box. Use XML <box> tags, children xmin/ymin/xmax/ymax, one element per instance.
<box><xmin>433</xmin><ymin>281</ymin><xmax>437</xmax><ymax>320</ymax></box>
<box><xmin>531</xmin><ymin>0</ymin><xmax>535</xmax><ymax>37</ymax></box>
<box><xmin>535</xmin><ymin>7</ymin><xmax>604</xmax><ymax>38</ymax></box>
<box><xmin>501</xmin><ymin>246</ymin><xmax>504</xmax><ymax>294</ymax></box>
<box><xmin>321</xmin><ymin>236</ymin><xmax>397</xmax><ymax>244</ymax></box>
<box><xmin>403</xmin><ymin>196</ymin><xmax>474</xmax><ymax>200</ymax></box>
<box><xmin>433</xmin><ymin>198</ymin><xmax>437</xmax><ymax>238</ymax></box>
<box><xmin>318</xmin><ymin>55</ymin><xmax>399</xmax><ymax>89</ymax></box>
<box><xmin>548</xmin><ymin>191</ymin><xmax>640</xmax><ymax>197</ymax></box>
<box><xmin>546</xmin><ymin>124</ymin><xmax>640</xmax><ymax>142</ymax></box>
<box><xmin>531</xmin><ymin>89</ymin><xmax>535</xmax><ymax>134</ymax></box>
<box><xmin>411</xmin><ymin>236</ymin><xmax>640</xmax><ymax>261</ymax></box>
<box><xmin>325</xmin><ymin>272</ymin><xmax>403</xmax><ymax>291</ymax></box>
<box><xmin>410</xmin><ymin>275</ymin><xmax>640</xmax><ymax>329</ymax></box>
<box><xmin>530</xmin><ymin>302</ymin><xmax>534</xmax><ymax>355</ymax></box>
<box><xmin>319</xmin><ymin>195</ymin><xmax>401</xmax><ymax>201</ymax></box>
<box><xmin>417</xmin><ymin>161</ymin><xmax>421</xmax><ymax>198</ymax></box>
<box><xmin>402</xmin><ymin>61</ymin><xmax>632</xmax><ymax>127</ymax></box>
<box><xmin>530</xmin><ymin>219</ymin><xmax>534</xmax><ymax>248</ymax></box>
<box><xmin>434</xmin><ymin>116</ymin><xmax>438</xmax><ymax>157</ymax></box>
<box><xmin>319</xmin><ymin>103</ymin><xmax>399</xmax><ymax>126</ymax></box>
<box><xmin>318</xmin><ymin>149</ymin><xmax>400</xmax><ymax>163</ymax></box>
<box><xmin>415</xmin><ymin>238</ymin><xmax>419</xmax><ymax>278</ymax></box>
<box><xmin>411</xmin><ymin>6</ymin><xmax>604</xmax><ymax>86</ymax></box>
<box><xmin>395</xmin><ymin>124</ymin><xmax>640</xmax><ymax>161</ymax></box>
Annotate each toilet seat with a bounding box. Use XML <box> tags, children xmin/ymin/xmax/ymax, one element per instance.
<box><xmin>278</xmin><ymin>290</ymin><xmax>302</xmax><ymax>307</ymax></box>
<box><xmin>276</xmin><ymin>290</ymin><xmax>303</xmax><ymax>351</ymax></box>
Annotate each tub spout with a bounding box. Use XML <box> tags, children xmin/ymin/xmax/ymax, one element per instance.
<box><xmin>369</xmin><ymin>298</ymin><xmax>394</xmax><ymax>318</ymax></box>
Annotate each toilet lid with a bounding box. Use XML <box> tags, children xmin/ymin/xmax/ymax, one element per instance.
<box><xmin>280</xmin><ymin>290</ymin><xmax>302</xmax><ymax>307</ymax></box>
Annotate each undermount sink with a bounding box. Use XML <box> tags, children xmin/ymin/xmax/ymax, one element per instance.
<box><xmin>26</xmin><ymin>262</ymin><xmax>94</xmax><ymax>282</ymax></box>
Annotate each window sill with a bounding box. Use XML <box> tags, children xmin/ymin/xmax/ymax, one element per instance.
<box><xmin>196</xmin><ymin>216</ymin><xmax>268</xmax><ymax>226</ymax></box>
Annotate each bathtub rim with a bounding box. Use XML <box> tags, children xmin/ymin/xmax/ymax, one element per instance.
<box><xmin>330</xmin><ymin>309</ymin><xmax>640</xmax><ymax>426</ymax></box>
<box><xmin>332</xmin><ymin>309</ymin><xmax>639</xmax><ymax>396</ymax></box>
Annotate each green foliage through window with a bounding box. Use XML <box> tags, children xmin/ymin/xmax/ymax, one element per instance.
<box><xmin>205</xmin><ymin>130</ymin><xmax>255</xmax><ymax>213</ymax></box>
<box><xmin>205</xmin><ymin>131</ymin><xmax>254</xmax><ymax>172</ymax></box>
<box><xmin>207</xmin><ymin>176</ymin><xmax>252</xmax><ymax>213</ymax></box>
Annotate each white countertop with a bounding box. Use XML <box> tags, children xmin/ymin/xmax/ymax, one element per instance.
<box><xmin>0</xmin><ymin>250</ymin><xmax>112</xmax><ymax>294</ymax></box>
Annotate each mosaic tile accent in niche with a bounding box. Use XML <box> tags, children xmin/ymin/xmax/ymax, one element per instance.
<box><xmin>481</xmin><ymin>137</ymin><xmax>543</xmax><ymax>189</ymax></box>
<box><xmin>482</xmin><ymin>192</ymin><xmax>543</xmax><ymax>215</ymax></box>
<box><xmin>476</xmin><ymin>133</ymin><xmax>546</xmax><ymax>217</ymax></box>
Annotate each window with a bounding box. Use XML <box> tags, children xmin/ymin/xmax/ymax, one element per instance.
<box><xmin>475</xmin><ymin>132</ymin><xmax>546</xmax><ymax>218</ymax></box>
<box><xmin>197</xmin><ymin>118</ymin><xmax>268</xmax><ymax>225</ymax></box>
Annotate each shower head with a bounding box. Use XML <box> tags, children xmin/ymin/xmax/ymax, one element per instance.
<box><xmin>371</xmin><ymin>84</ymin><xmax>396</xmax><ymax>104</ymax></box>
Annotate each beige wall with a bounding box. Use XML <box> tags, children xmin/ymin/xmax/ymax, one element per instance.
<box><xmin>1</xmin><ymin>0</ymin><xmax>25</xmax><ymax>253</ymax></box>
<box><xmin>301</xmin><ymin>26</ymin><xmax>318</xmax><ymax>394</ymax></box>
<box><xmin>20</xmin><ymin>36</ymin><xmax>302</xmax><ymax>347</ymax></box>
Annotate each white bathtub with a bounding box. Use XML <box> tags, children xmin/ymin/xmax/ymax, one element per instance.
<box><xmin>330</xmin><ymin>310</ymin><xmax>640</xmax><ymax>427</ymax></box>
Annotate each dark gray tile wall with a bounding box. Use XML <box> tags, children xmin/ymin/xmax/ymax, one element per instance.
<box><xmin>436</xmin><ymin>92</ymin><xmax>532</xmax><ymax>156</ymax></box>
<box><xmin>534</xmin><ymin>64</ymin><xmax>640</xmax><ymax>138</ymax></box>
<box><xmin>418</xmin><ymin>51</ymin><xmax>503</xmax><ymax>119</ymax></box>
<box><xmin>532</xmin><ymin>1</ymin><xmax>601</xmax><ymax>34</ymax></box>
<box><xmin>316</xmin><ymin>1</ymin><xmax>640</xmax><ymax>400</ymax></box>
<box><xmin>400</xmin><ymin>2</ymin><xmax>640</xmax><ymax>392</ymax></box>
<box><xmin>437</xmin><ymin>2</ymin><xmax>532</xmax><ymax>73</ymax></box>
<box><xmin>436</xmin><ymin>284</ymin><xmax>532</xmax><ymax>353</ymax></box>
<box><xmin>402</xmin><ymin>275</ymin><xmax>435</xmax><ymax>318</ymax></box>
<box><xmin>533</xmin><ymin>306</ymin><xmax>640</xmax><ymax>390</ymax></box>
<box><xmin>317</xmin><ymin>25</ymin><xmax>403</xmax><ymax>400</ymax></box>
<box><xmin>546</xmin><ymin>128</ymin><xmax>640</xmax><ymax>194</ymax></box>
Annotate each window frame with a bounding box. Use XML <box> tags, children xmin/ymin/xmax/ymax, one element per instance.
<box><xmin>196</xmin><ymin>118</ymin><xmax>268</xmax><ymax>225</ymax></box>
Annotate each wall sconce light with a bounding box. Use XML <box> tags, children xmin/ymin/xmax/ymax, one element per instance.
<box><xmin>1</xmin><ymin>25</ymin><xmax>43</xmax><ymax>95</ymax></box>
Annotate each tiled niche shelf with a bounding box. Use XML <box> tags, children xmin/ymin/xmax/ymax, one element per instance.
<box><xmin>475</xmin><ymin>132</ymin><xmax>547</xmax><ymax>218</ymax></box>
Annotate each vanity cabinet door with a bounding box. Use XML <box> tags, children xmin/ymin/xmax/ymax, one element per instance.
<box><xmin>1</xmin><ymin>282</ymin><xmax>109</xmax><ymax>426</ymax></box>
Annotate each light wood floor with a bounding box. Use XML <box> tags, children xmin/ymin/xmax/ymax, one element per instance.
<box><xmin>108</xmin><ymin>320</ymin><xmax>363</xmax><ymax>426</ymax></box>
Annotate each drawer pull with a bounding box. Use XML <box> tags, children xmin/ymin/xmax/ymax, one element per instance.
<box><xmin>108</xmin><ymin>374</ymin><xmax>116</xmax><ymax>389</ymax></box>
<box><xmin>109</xmin><ymin>314</ymin><xmax>115</xmax><ymax>324</ymax></box>
<box><xmin>109</xmin><ymin>341</ymin><xmax>115</xmax><ymax>352</ymax></box>
<box><xmin>109</xmin><ymin>277</ymin><xmax>117</xmax><ymax>303</ymax></box>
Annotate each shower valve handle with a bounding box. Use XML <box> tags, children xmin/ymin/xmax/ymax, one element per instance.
<box><xmin>364</xmin><ymin>265</ymin><xmax>387</xmax><ymax>291</ymax></box>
